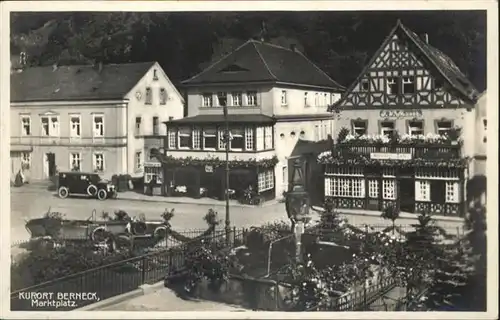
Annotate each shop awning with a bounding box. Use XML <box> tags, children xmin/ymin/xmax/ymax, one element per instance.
<box><xmin>10</xmin><ymin>145</ymin><xmax>33</xmax><ymax>152</ymax></box>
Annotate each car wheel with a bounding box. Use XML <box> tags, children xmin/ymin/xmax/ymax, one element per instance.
<box><xmin>97</xmin><ymin>189</ymin><xmax>107</xmax><ymax>201</ymax></box>
<box><xmin>87</xmin><ymin>185</ymin><xmax>98</xmax><ymax>197</ymax></box>
<box><xmin>58</xmin><ymin>186</ymin><xmax>69</xmax><ymax>199</ymax></box>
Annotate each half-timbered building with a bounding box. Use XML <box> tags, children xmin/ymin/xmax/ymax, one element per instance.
<box><xmin>319</xmin><ymin>20</ymin><xmax>481</xmax><ymax>217</ymax></box>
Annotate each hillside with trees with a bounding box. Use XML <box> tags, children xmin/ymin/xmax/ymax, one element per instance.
<box><xmin>10</xmin><ymin>11</ymin><xmax>486</xmax><ymax>90</ymax></box>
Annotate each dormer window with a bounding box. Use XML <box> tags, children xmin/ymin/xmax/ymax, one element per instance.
<box><xmin>402</xmin><ymin>77</ymin><xmax>415</xmax><ymax>94</ymax></box>
<box><xmin>360</xmin><ymin>79</ymin><xmax>370</xmax><ymax>92</ymax></box>
<box><xmin>232</xmin><ymin>92</ymin><xmax>242</xmax><ymax>106</ymax></box>
<box><xmin>202</xmin><ymin>93</ymin><xmax>213</xmax><ymax>107</ymax></box>
<box><xmin>387</xmin><ymin>77</ymin><xmax>400</xmax><ymax>95</ymax></box>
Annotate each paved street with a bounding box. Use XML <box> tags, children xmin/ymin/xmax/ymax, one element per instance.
<box><xmin>10</xmin><ymin>184</ymin><xmax>465</xmax><ymax>245</ymax></box>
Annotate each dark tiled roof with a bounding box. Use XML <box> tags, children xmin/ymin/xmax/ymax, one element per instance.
<box><xmin>11</xmin><ymin>62</ymin><xmax>155</xmax><ymax>102</ymax></box>
<box><xmin>290</xmin><ymin>139</ymin><xmax>332</xmax><ymax>157</ymax></box>
<box><xmin>399</xmin><ymin>22</ymin><xmax>480</xmax><ymax>102</ymax></box>
<box><xmin>166</xmin><ymin>114</ymin><xmax>276</xmax><ymax>124</ymax></box>
<box><xmin>182</xmin><ymin>40</ymin><xmax>344</xmax><ymax>91</ymax></box>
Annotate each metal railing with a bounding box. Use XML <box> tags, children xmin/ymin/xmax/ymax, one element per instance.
<box><xmin>334</xmin><ymin>142</ymin><xmax>462</xmax><ymax>159</ymax></box>
<box><xmin>11</xmin><ymin>228</ymin><xmax>248</xmax><ymax>311</ymax></box>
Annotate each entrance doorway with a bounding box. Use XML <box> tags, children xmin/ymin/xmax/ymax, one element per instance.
<box><xmin>399</xmin><ymin>179</ymin><xmax>415</xmax><ymax>213</ymax></box>
<box><xmin>44</xmin><ymin>153</ymin><xmax>56</xmax><ymax>179</ymax></box>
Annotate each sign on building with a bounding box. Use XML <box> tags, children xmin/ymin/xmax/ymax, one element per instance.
<box><xmin>379</xmin><ymin>109</ymin><xmax>423</xmax><ymax>119</ymax></box>
<box><xmin>370</xmin><ymin>153</ymin><xmax>412</xmax><ymax>160</ymax></box>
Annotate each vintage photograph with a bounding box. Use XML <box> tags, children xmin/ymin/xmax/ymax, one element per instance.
<box><xmin>4</xmin><ymin>4</ymin><xmax>491</xmax><ymax>315</ymax></box>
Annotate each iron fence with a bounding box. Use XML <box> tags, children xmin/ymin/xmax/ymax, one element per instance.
<box><xmin>10</xmin><ymin>227</ymin><xmax>248</xmax><ymax>311</ymax></box>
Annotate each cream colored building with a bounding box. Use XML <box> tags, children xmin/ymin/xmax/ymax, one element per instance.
<box><xmin>10</xmin><ymin>61</ymin><xmax>184</xmax><ymax>182</ymax></box>
<box><xmin>162</xmin><ymin>40</ymin><xmax>344</xmax><ymax>202</ymax></box>
<box><xmin>473</xmin><ymin>91</ymin><xmax>487</xmax><ymax>176</ymax></box>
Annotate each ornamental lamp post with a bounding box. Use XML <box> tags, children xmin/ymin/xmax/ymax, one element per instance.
<box><xmin>223</xmin><ymin>105</ymin><xmax>231</xmax><ymax>245</ymax></box>
<box><xmin>285</xmin><ymin>158</ymin><xmax>311</xmax><ymax>263</ymax></box>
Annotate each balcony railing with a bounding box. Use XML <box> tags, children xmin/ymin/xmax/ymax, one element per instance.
<box><xmin>333</xmin><ymin>142</ymin><xmax>462</xmax><ymax>159</ymax></box>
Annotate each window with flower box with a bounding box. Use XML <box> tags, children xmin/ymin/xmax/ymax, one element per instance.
<box><xmin>203</xmin><ymin>128</ymin><xmax>217</xmax><ymax>149</ymax></box>
<box><xmin>245</xmin><ymin>127</ymin><xmax>254</xmax><ymax>150</ymax></box>
<box><xmin>258</xmin><ymin>169</ymin><xmax>274</xmax><ymax>191</ymax></box>
<box><xmin>408</xmin><ymin>120</ymin><xmax>424</xmax><ymax>136</ymax></box>
<box><xmin>178</xmin><ymin>127</ymin><xmax>192</xmax><ymax>149</ymax></box>
<box><xmin>436</xmin><ymin>120</ymin><xmax>453</xmax><ymax>136</ymax></box>
<box><xmin>352</xmin><ymin>120</ymin><xmax>367</xmax><ymax>136</ymax></box>
<box><xmin>380</xmin><ymin>121</ymin><xmax>395</xmax><ymax>138</ymax></box>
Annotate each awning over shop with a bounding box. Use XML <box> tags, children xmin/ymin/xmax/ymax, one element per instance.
<box><xmin>10</xmin><ymin>145</ymin><xmax>33</xmax><ymax>152</ymax></box>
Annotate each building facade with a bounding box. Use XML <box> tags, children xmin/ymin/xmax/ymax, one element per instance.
<box><xmin>320</xmin><ymin>20</ymin><xmax>481</xmax><ymax>217</ymax></box>
<box><xmin>473</xmin><ymin>91</ymin><xmax>487</xmax><ymax>176</ymax></box>
<box><xmin>10</xmin><ymin>62</ymin><xmax>184</xmax><ymax>182</ymax></box>
<box><xmin>157</xmin><ymin>39</ymin><xmax>344</xmax><ymax>203</ymax></box>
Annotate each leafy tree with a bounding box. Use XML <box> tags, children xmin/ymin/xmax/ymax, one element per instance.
<box><xmin>380</xmin><ymin>204</ymin><xmax>400</xmax><ymax>233</ymax></box>
<box><xmin>11</xmin><ymin>11</ymin><xmax>486</xmax><ymax>90</ymax></box>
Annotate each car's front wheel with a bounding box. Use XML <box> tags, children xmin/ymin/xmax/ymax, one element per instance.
<box><xmin>97</xmin><ymin>189</ymin><xmax>107</xmax><ymax>201</ymax></box>
<box><xmin>58</xmin><ymin>186</ymin><xmax>69</xmax><ymax>199</ymax></box>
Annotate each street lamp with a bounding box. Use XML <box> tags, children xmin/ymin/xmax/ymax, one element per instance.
<box><xmin>223</xmin><ymin>105</ymin><xmax>231</xmax><ymax>245</ymax></box>
<box><xmin>285</xmin><ymin>158</ymin><xmax>311</xmax><ymax>262</ymax></box>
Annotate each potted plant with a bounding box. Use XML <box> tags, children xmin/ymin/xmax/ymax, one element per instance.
<box><xmin>447</xmin><ymin>127</ymin><xmax>461</xmax><ymax>145</ymax></box>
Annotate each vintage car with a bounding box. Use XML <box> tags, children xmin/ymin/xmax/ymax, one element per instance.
<box><xmin>57</xmin><ymin>172</ymin><xmax>117</xmax><ymax>200</ymax></box>
<box><xmin>24</xmin><ymin>210</ymin><xmax>170</xmax><ymax>251</ymax></box>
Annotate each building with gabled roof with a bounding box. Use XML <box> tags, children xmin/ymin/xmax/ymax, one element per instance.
<box><xmin>159</xmin><ymin>39</ymin><xmax>344</xmax><ymax>203</ymax></box>
<box><xmin>10</xmin><ymin>61</ymin><xmax>184</xmax><ymax>183</ymax></box>
<box><xmin>320</xmin><ymin>20</ymin><xmax>482</xmax><ymax>218</ymax></box>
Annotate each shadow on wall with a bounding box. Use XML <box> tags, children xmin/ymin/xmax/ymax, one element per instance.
<box><xmin>466</xmin><ymin>174</ymin><xmax>486</xmax><ymax>203</ymax></box>
<box><xmin>464</xmin><ymin>174</ymin><xmax>487</xmax><ymax>311</ymax></box>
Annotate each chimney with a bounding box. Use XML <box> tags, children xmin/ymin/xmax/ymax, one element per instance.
<box><xmin>52</xmin><ymin>63</ymin><xmax>58</xmax><ymax>72</ymax></box>
<box><xmin>422</xmin><ymin>33</ymin><xmax>429</xmax><ymax>44</ymax></box>
<box><xmin>290</xmin><ymin>44</ymin><xmax>297</xmax><ymax>52</ymax></box>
